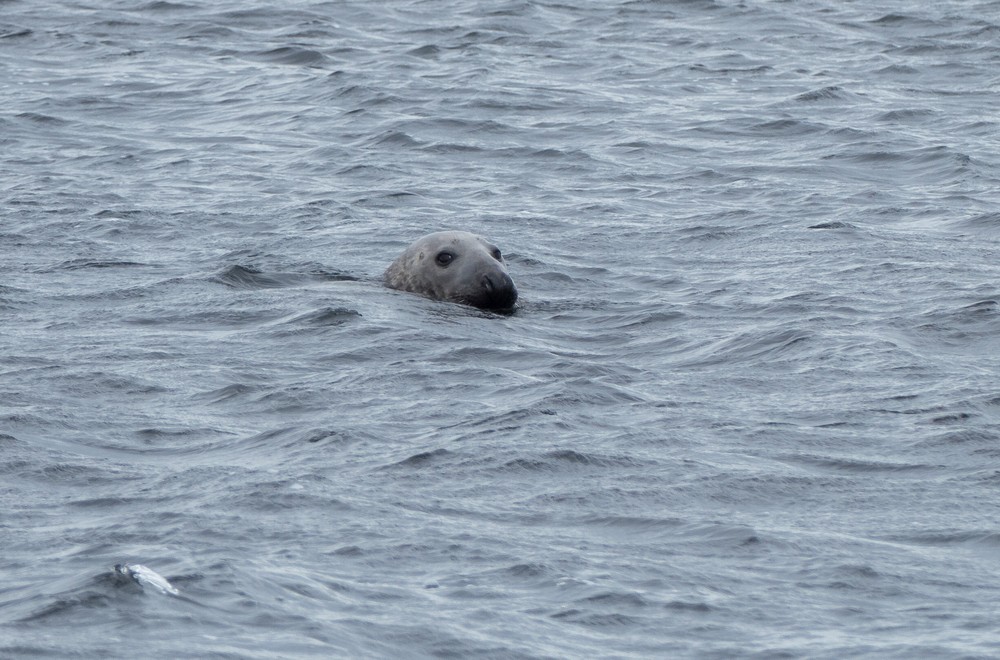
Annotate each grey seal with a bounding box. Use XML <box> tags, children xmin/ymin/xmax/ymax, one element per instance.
<box><xmin>384</xmin><ymin>231</ymin><xmax>517</xmax><ymax>311</ymax></box>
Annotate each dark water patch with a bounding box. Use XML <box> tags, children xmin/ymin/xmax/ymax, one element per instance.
<box><xmin>664</xmin><ymin>600</ymin><xmax>712</xmax><ymax>613</ymax></box>
<box><xmin>578</xmin><ymin>591</ymin><xmax>649</xmax><ymax>608</ymax></box>
<box><xmin>137</xmin><ymin>1</ymin><xmax>196</xmax><ymax>11</ymax></box>
<box><xmin>923</xmin><ymin>411</ymin><xmax>975</xmax><ymax>425</ymax></box>
<box><xmin>386</xmin><ymin>448</ymin><xmax>451</xmax><ymax>468</ymax></box>
<box><xmin>194</xmin><ymin>383</ymin><xmax>259</xmax><ymax>404</ymax></box>
<box><xmin>51</xmin><ymin>259</ymin><xmax>153</xmax><ymax>271</ymax></box>
<box><xmin>885</xmin><ymin>530</ymin><xmax>1000</xmax><ymax>549</ymax></box>
<box><xmin>792</xmin><ymin>85</ymin><xmax>854</xmax><ymax>103</ymax></box>
<box><xmin>808</xmin><ymin>221</ymin><xmax>857</xmax><ymax>230</ymax></box>
<box><xmin>953</xmin><ymin>211</ymin><xmax>1000</xmax><ymax>234</ymax></box>
<box><xmin>676</xmin><ymin>224</ymin><xmax>744</xmax><ymax>241</ymax></box>
<box><xmin>868</xmin><ymin>13</ymin><xmax>942</xmax><ymax>29</ymax></box>
<box><xmin>794</xmin><ymin>561</ymin><xmax>889</xmax><ymax>593</ymax></box>
<box><xmin>825</xmin><ymin>126</ymin><xmax>879</xmax><ymax>139</ymax></box>
<box><xmin>40</xmin><ymin>371</ymin><xmax>168</xmax><ymax>397</ymax></box>
<box><xmin>434</xmin><ymin>407</ymin><xmax>560</xmax><ymax>440</ymax></box>
<box><xmin>15</xmin><ymin>112</ymin><xmax>70</xmax><ymax>125</ymax></box>
<box><xmin>249</xmin><ymin>46</ymin><xmax>332</xmax><ymax>68</ymax></box>
<box><xmin>19</xmin><ymin>462</ymin><xmax>142</xmax><ymax>487</ymax></box>
<box><xmin>869</xmin><ymin>14</ymin><xmax>910</xmax><ymax>26</ymax></box>
<box><xmin>824</xmin><ymin>150</ymin><xmax>908</xmax><ymax>164</ymax></box>
<box><xmin>274</xmin><ymin>307</ymin><xmax>363</xmax><ymax>330</ymax></box>
<box><xmin>407</xmin><ymin>44</ymin><xmax>441</xmax><ymax>59</ymax></box>
<box><xmin>500</xmin><ymin>562</ymin><xmax>550</xmax><ymax>579</ymax></box>
<box><xmin>302</xmin><ymin>429</ymin><xmax>344</xmax><ymax>445</ymax></box>
<box><xmin>502</xmin><ymin>449</ymin><xmax>640</xmax><ymax>473</ymax></box>
<box><xmin>903</xmin><ymin>299</ymin><xmax>1000</xmax><ymax>347</ymax></box>
<box><xmin>581</xmin><ymin>515</ymin><xmax>760</xmax><ymax>548</ymax></box>
<box><xmin>875</xmin><ymin>64</ymin><xmax>919</xmax><ymax>74</ymax></box>
<box><xmin>679</xmin><ymin>327</ymin><xmax>815</xmax><ymax>368</ymax></box>
<box><xmin>433</xmin><ymin>346</ymin><xmax>537</xmax><ymax>365</ymax></box>
<box><xmin>17</xmin><ymin>590</ymin><xmax>113</xmax><ymax>625</ymax></box>
<box><xmin>781</xmin><ymin>454</ymin><xmax>939</xmax><ymax>475</ymax></box>
<box><xmin>533</xmin><ymin>378</ymin><xmax>649</xmax><ymax>407</ymax></box>
<box><xmin>550</xmin><ymin>609</ymin><xmax>640</xmax><ymax>627</ymax></box>
<box><xmin>212</xmin><ymin>265</ymin><xmax>356</xmax><ymax>289</ymax></box>
<box><xmin>751</xmin><ymin>118</ymin><xmax>826</xmax><ymax>135</ymax></box>
<box><xmin>969</xmin><ymin>469</ymin><xmax>1000</xmax><ymax>484</ymax></box>
<box><xmin>0</xmin><ymin>27</ymin><xmax>32</xmax><ymax>39</ymax></box>
<box><xmin>689</xmin><ymin>63</ymin><xmax>773</xmax><ymax>76</ymax></box>
<box><xmin>225</xmin><ymin>479</ymin><xmax>344</xmax><ymax>513</ymax></box>
<box><xmin>135</xmin><ymin>426</ymin><xmax>233</xmax><ymax>443</ymax></box>
<box><xmin>66</xmin><ymin>496</ymin><xmax>147</xmax><ymax>508</ymax></box>
<box><xmin>360</xmin><ymin>130</ymin><xmax>423</xmax><ymax>149</ymax></box>
<box><xmin>423</xmin><ymin>142</ymin><xmax>488</xmax><ymax>155</ymax></box>
<box><xmin>877</xmin><ymin>108</ymin><xmax>935</xmax><ymax>122</ymax></box>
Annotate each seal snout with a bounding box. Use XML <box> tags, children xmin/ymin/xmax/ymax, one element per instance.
<box><xmin>478</xmin><ymin>271</ymin><xmax>517</xmax><ymax>311</ymax></box>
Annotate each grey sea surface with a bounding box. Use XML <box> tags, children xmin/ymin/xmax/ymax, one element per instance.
<box><xmin>3</xmin><ymin>0</ymin><xmax>1000</xmax><ymax>657</ymax></box>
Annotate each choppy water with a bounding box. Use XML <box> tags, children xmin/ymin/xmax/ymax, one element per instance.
<box><xmin>3</xmin><ymin>1</ymin><xmax>1000</xmax><ymax>657</ymax></box>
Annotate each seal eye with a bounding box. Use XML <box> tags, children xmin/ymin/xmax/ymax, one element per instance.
<box><xmin>435</xmin><ymin>251</ymin><xmax>454</xmax><ymax>267</ymax></box>
<box><xmin>492</xmin><ymin>249</ymin><xmax>502</xmax><ymax>261</ymax></box>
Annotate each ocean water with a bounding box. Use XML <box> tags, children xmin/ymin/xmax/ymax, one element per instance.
<box><xmin>3</xmin><ymin>0</ymin><xmax>1000</xmax><ymax>657</ymax></box>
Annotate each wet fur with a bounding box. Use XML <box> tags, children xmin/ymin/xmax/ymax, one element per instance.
<box><xmin>384</xmin><ymin>231</ymin><xmax>517</xmax><ymax>311</ymax></box>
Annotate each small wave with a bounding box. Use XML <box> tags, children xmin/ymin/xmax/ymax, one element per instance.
<box><xmin>751</xmin><ymin>118</ymin><xmax>826</xmax><ymax>135</ymax></box>
<box><xmin>870</xmin><ymin>13</ymin><xmax>909</xmax><ymax>25</ymax></box>
<box><xmin>274</xmin><ymin>307</ymin><xmax>363</xmax><ymax>331</ymax></box>
<box><xmin>0</xmin><ymin>27</ymin><xmax>32</xmax><ymax>39</ymax></box>
<box><xmin>901</xmin><ymin>299</ymin><xmax>1000</xmax><ymax>348</ymax></box>
<box><xmin>679</xmin><ymin>326</ymin><xmax>814</xmax><ymax>368</ymax></box>
<box><xmin>550</xmin><ymin>610</ymin><xmax>640</xmax><ymax>627</ymax></box>
<box><xmin>194</xmin><ymin>383</ymin><xmax>258</xmax><ymax>404</ymax></box>
<box><xmin>250</xmin><ymin>46</ymin><xmax>331</xmax><ymax>68</ymax></box>
<box><xmin>808</xmin><ymin>221</ymin><xmax>857</xmax><ymax>230</ymax></box>
<box><xmin>886</xmin><ymin>530</ymin><xmax>1000</xmax><ymax>549</ymax></box>
<box><xmin>782</xmin><ymin>454</ymin><xmax>937</xmax><ymax>474</ymax></box>
<box><xmin>386</xmin><ymin>448</ymin><xmax>451</xmax><ymax>468</ymax></box>
<box><xmin>52</xmin><ymin>259</ymin><xmax>151</xmax><ymax>271</ymax></box>
<box><xmin>913</xmin><ymin>429</ymin><xmax>997</xmax><ymax>450</ymax></box>
<box><xmin>868</xmin><ymin>13</ymin><xmax>940</xmax><ymax>28</ymax></box>
<box><xmin>877</xmin><ymin>108</ymin><xmax>935</xmax><ymax>122</ymax></box>
<box><xmin>688</xmin><ymin>63</ymin><xmax>773</xmax><ymax>75</ymax></box>
<box><xmin>501</xmin><ymin>449</ymin><xmax>640</xmax><ymax>472</ymax></box>
<box><xmin>359</xmin><ymin>130</ymin><xmax>423</xmax><ymax>149</ymax></box>
<box><xmin>579</xmin><ymin>591</ymin><xmax>649</xmax><ymax>607</ymax></box>
<box><xmin>214</xmin><ymin>265</ymin><xmax>295</xmax><ymax>288</ymax></box>
<box><xmin>952</xmin><ymin>211</ymin><xmax>1000</xmax><ymax>235</ymax></box>
<box><xmin>924</xmin><ymin>412</ymin><xmax>975</xmax><ymax>424</ymax></box>
<box><xmin>500</xmin><ymin>562</ymin><xmax>549</xmax><ymax>578</ymax></box>
<box><xmin>792</xmin><ymin>85</ymin><xmax>854</xmax><ymax>103</ymax></box>
<box><xmin>138</xmin><ymin>1</ymin><xmax>194</xmax><ymax>11</ymax></box>
<box><xmin>581</xmin><ymin>517</ymin><xmax>761</xmax><ymax>547</ymax></box>
<box><xmin>17</xmin><ymin>591</ymin><xmax>111</xmax><ymax>624</ymax></box>
<box><xmin>407</xmin><ymin>44</ymin><xmax>441</xmax><ymax>58</ymax></box>
<box><xmin>212</xmin><ymin>265</ymin><xmax>357</xmax><ymax>289</ymax></box>
<box><xmin>15</xmin><ymin>112</ymin><xmax>70</xmax><ymax>125</ymax></box>
<box><xmin>676</xmin><ymin>224</ymin><xmax>743</xmax><ymax>241</ymax></box>
<box><xmin>875</xmin><ymin>64</ymin><xmax>919</xmax><ymax>74</ymax></box>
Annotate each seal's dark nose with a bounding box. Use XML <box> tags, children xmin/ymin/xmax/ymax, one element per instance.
<box><xmin>478</xmin><ymin>272</ymin><xmax>518</xmax><ymax>310</ymax></box>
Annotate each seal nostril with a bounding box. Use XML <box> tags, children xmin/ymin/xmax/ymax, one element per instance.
<box><xmin>482</xmin><ymin>273</ymin><xmax>495</xmax><ymax>292</ymax></box>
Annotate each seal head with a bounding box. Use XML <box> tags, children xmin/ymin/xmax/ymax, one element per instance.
<box><xmin>384</xmin><ymin>231</ymin><xmax>517</xmax><ymax>311</ymax></box>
